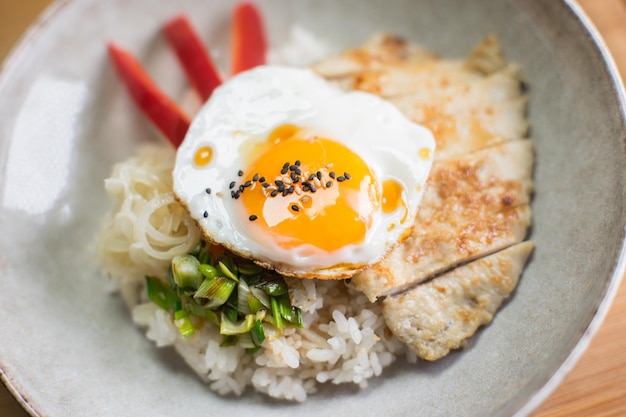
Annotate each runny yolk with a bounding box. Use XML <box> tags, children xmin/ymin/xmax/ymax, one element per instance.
<box><xmin>194</xmin><ymin>145</ymin><xmax>213</xmax><ymax>167</ymax></box>
<box><xmin>382</xmin><ymin>179</ymin><xmax>408</xmax><ymax>223</ymax></box>
<box><xmin>239</xmin><ymin>125</ymin><xmax>379</xmax><ymax>253</ymax></box>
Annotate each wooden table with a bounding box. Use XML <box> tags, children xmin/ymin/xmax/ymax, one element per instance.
<box><xmin>1</xmin><ymin>0</ymin><xmax>625</xmax><ymax>415</ymax></box>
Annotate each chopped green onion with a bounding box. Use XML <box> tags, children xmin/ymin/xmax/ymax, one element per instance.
<box><xmin>218</xmin><ymin>260</ymin><xmax>239</xmax><ymax>281</ymax></box>
<box><xmin>250</xmin><ymin>319</ymin><xmax>265</xmax><ymax>347</ymax></box>
<box><xmin>220</xmin><ymin>334</ymin><xmax>238</xmax><ymax>347</ymax></box>
<box><xmin>220</xmin><ymin>312</ymin><xmax>254</xmax><ymax>335</ymax></box>
<box><xmin>145</xmin><ymin>277</ymin><xmax>178</xmax><ymax>311</ymax></box>
<box><xmin>174</xmin><ymin>309</ymin><xmax>196</xmax><ymax>338</ymax></box>
<box><xmin>171</xmin><ymin>255</ymin><xmax>203</xmax><ymax>289</ymax></box>
<box><xmin>237</xmin><ymin>332</ymin><xmax>257</xmax><ymax>349</ymax></box>
<box><xmin>222</xmin><ymin>304</ymin><xmax>239</xmax><ymax>322</ymax></box>
<box><xmin>199</xmin><ymin>264</ymin><xmax>218</xmax><ymax>279</ymax></box>
<box><xmin>237</xmin><ymin>278</ymin><xmax>252</xmax><ymax>315</ymax></box>
<box><xmin>270</xmin><ymin>296</ymin><xmax>283</xmax><ymax>329</ymax></box>
<box><xmin>237</xmin><ymin>263</ymin><xmax>264</xmax><ymax>276</ymax></box>
<box><xmin>184</xmin><ymin>301</ymin><xmax>219</xmax><ymax>325</ymax></box>
<box><xmin>247</xmin><ymin>291</ymin><xmax>264</xmax><ymax>314</ymax></box>
<box><xmin>194</xmin><ymin>276</ymin><xmax>236</xmax><ymax>308</ymax></box>
<box><xmin>259</xmin><ymin>279</ymin><xmax>288</xmax><ymax>296</ymax></box>
<box><xmin>250</xmin><ymin>287</ymin><xmax>271</xmax><ymax>309</ymax></box>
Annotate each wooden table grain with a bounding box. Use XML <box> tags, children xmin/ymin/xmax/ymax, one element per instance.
<box><xmin>1</xmin><ymin>0</ymin><xmax>625</xmax><ymax>416</ymax></box>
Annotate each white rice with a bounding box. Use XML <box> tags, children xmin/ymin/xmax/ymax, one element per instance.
<box><xmin>129</xmin><ymin>278</ymin><xmax>415</xmax><ymax>402</ymax></box>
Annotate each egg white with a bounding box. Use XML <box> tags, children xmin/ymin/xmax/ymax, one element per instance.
<box><xmin>172</xmin><ymin>66</ymin><xmax>435</xmax><ymax>278</ymax></box>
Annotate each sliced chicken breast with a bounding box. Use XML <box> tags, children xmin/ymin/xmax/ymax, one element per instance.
<box><xmin>381</xmin><ymin>241</ymin><xmax>534</xmax><ymax>361</ymax></box>
<box><xmin>351</xmin><ymin>140</ymin><xmax>533</xmax><ymax>302</ymax></box>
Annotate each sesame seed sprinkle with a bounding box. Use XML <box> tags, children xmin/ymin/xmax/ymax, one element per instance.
<box><xmin>203</xmin><ymin>211</ymin><xmax>208</xmax><ymax>218</ymax></box>
<box><xmin>229</xmin><ymin>181</ymin><xmax>236</xmax><ymax>189</ymax></box>
<box><xmin>238</xmin><ymin>170</ymin><xmax>243</xmax><ymax>176</ymax></box>
<box><xmin>205</xmin><ymin>188</ymin><xmax>211</xmax><ymax>194</ymax></box>
<box><xmin>249</xmin><ymin>215</ymin><xmax>258</xmax><ymax>221</ymax></box>
<box><xmin>291</xmin><ymin>204</ymin><xmax>300</xmax><ymax>211</ymax></box>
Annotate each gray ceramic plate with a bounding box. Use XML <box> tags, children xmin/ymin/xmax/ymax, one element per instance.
<box><xmin>1</xmin><ymin>0</ymin><xmax>625</xmax><ymax>416</ymax></box>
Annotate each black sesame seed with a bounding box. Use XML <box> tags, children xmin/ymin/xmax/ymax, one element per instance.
<box><xmin>262</xmin><ymin>182</ymin><xmax>270</xmax><ymax>188</ymax></box>
<box><xmin>337</xmin><ymin>176</ymin><xmax>346</xmax><ymax>182</ymax></box>
<box><xmin>275</xmin><ymin>180</ymin><xmax>284</xmax><ymax>187</ymax></box>
<box><xmin>316</xmin><ymin>171</ymin><xmax>322</xmax><ymax>180</ymax></box>
<box><xmin>271</xmin><ymin>190</ymin><xmax>279</xmax><ymax>197</ymax></box>
<box><xmin>326</xmin><ymin>181</ymin><xmax>333</xmax><ymax>188</ymax></box>
<box><xmin>302</xmin><ymin>181</ymin><xmax>311</xmax><ymax>188</ymax></box>
<box><xmin>205</xmin><ymin>188</ymin><xmax>211</xmax><ymax>194</ymax></box>
<box><xmin>288</xmin><ymin>185</ymin><xmax>295</xmax><ymax>193</ymax></box>
<box><xmin>238</xmin><ymin>170</ymin><xmax>243</xmax><ymax>176</ymax></box>
<box><xmin>295</xmin><ymin>160</ymin><xmax>301</xmax><ymax>166</ymax></box>
<box><xmin>249</xmin><ymin>215</ymin><xmax>258</xmax><ymax>221</ymax></box>
<box><xmin>244</xmin><ymin>180</ymin><xmax>252</xmax><ymax>188</ymax></box>
<box><xmin>344</xmin><ymin>172</ymin><xmax>352</xmax><ymax>180</ymax></box>
<box><xmin>308</xmin><ymin>173</ymin><xmax>315</xmax><ymax>181</ymax></box>
<box><xmin>203</xmin><ymin>211</ymin><xmax>209</xmax><ymax>218</ymax></box>
<box><xmin>309</xmin><ymin>184</ymin><xmax>317</xmax><ymax>192</ymax></box>
<box><xmin>291</xmin><ymin>204</ymin><xmax>300</xmax><ymax>212</ymax></box>
<box><xmin>234</xmin><ymin>191</ymin><xmax>241</xmax><ymax>199</ymax></box>
<box><xmin>329</xmin><ymin>171</ymin><xmax>336</xmax><ymax>179</ymax></box>
<box><xmin>229</xmin><ymin>181</ymin><xmax>236</xmax><ymax>189</ymax></box>
<box><xmin>231</xmin><ymin>191</ymin><xmax>236</xmax><ymax>198</ymax></box>
<box><xmin>289</xmin><ymin>165</ymin><xmax>298</xmax><ymax>172</ymax></box>
<box><xmin>259</xmin><ymin>176</ymin><xmax>266</xmax><ymax>183</ymax></box>
<box><xmin>239</xmin><ymin>185</ymin><xmax>244</xmax><ymax>193</ymax></box>
<box><xmin>282</xmin><ymin>188</ymin><xmax>290</xmax><ymax>196</ymax></box>
<box><xmin>253</xmin><ymin>173</ymin><xmax>259</xmax><ymax>181</ymax></box>
<box><xmin>281</xmin><ymin>163</ymin><xmax>289</xmax><ymax>174</ymax></box>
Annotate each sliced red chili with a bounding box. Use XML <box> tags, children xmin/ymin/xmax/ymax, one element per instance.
<box><xmin>107</xmin><ymin>42</ymin><xmax>191</xmax><ymax>148</ymax></box>
<box><xmin>231</xmin><ymin>2</ymin><xmax>267</xmax><ymax>75</ymax></box>
<box><xmin>163</xmin><ymin>15</ymin><xmax>223</xmax><ymax>102</ymax></box>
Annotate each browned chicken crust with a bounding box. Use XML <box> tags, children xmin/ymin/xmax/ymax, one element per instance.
<box><xmin>381</xmin><ymin>241</ymin><xmax>534</xmax><ymax>360</ymax></box>
<box><xmin>313</xmin><ymin>34</ymin><xmax>534</xmax><ymax>359</ymax></box>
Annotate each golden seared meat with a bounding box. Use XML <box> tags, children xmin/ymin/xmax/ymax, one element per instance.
<box><xmin>351</xmin><ymin>140</ymin><xmax>533</xmax><ymax>302</ymax></box>
<box><xmin>381</xmin><ymin>241</ymin><xmax>533</xmax><ymax>361</ymax></box>
<box><xmin>314</xmin><ymin>35</ymin><xmax>528</xmax><ymax>160</ymax></box>
<box><xmin>315</xmin><ymin>34</ymin><xmax>534</xmax><ymax>359</ymax></box>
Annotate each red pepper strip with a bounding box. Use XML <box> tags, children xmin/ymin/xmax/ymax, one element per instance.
<box><xmin>163</xmin><ymin>15</ymin><xmax>223</xmax><ymax>102</ymax></box>
<box><xmin>107</xmin><ymin>43</ymin><xmax>191</xmax><ymax>148</ymax></box>
<box><xmin>231</xmin><ymin>2</ymin><xmax>267</xmax><ymax>75</ymax></box>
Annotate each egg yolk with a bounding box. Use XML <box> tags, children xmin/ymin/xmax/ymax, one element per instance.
<box><xmin>237</xmin><ymin>125</ymin><xmax>379</xmax><ymax>253</ymax></box>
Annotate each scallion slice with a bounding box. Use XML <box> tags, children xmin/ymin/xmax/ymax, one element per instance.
<box><xmin>174</xmin><ymin>309</ymin><xmax>196</xmax><ymax>338</ymax></box>
<box><xmin>220</xmin><ymin>312</ymin><xmax>254</xmax><ymax>335</ymax></box>
<box><xmin>194</xmin><ymin>276</ymin><xmax>236</xmax><ymax>308</ymax></box>
<box><xmin>270</xmin><ymin>296</ymin><xmax>283</xmax><ymax>329</ymax></box>
<box><xmin>250</xmin><ymin>319</ymin><xmax>265</xmax><ymax>347</ymax></box>
<box><xmin>259</xmin><ymin>279</ymin><xmax>288</xmax><ymax>296</ymax></box>
<box><xmin>145</xmin><ymin>277</ymin><xmax>178</xmax><ymax>311</ymax></box>
<box><xmin>184</xmin><ymin>301</ymin><xmax>219</xmax><ymax>325</ymax></box>
<box><xmin>171</xmin><ymin>255</ymin><xmax>203</xmax><ymax>289</ymax></box>
<box><xmin>199</xmin><ymin>264</ymin><xmax>218</xmax><ymax>279</ymax></box>
<box><xmin>218</xmin><ymin>260</ymin><xmax>239</xmax><ymax>281</ymax></box>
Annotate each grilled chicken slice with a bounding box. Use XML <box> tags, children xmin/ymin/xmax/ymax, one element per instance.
<box><xmin>314</xmin><ymin>34</ymin><xmax>527</xmax><ymax>160</ymax></box>
<box><xmin>351</xmin><ymin>139</ymin><xmax>534</xmax><ymax>302</ymax></box>
<box><xmin>381</xmin><ymin>241</ymin><xmax>533</xmax><ymax>361</ymax></box>
<box><xmin>312</xmin><ymin>32</ymin><xmax>437</xmax><ymax>78</ymax></box>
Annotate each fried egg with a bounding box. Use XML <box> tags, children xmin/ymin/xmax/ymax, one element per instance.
<box><xmin>172</xmin><ymin>66</ymin><xmax>435</xmax><ymax>279</ymax></box>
